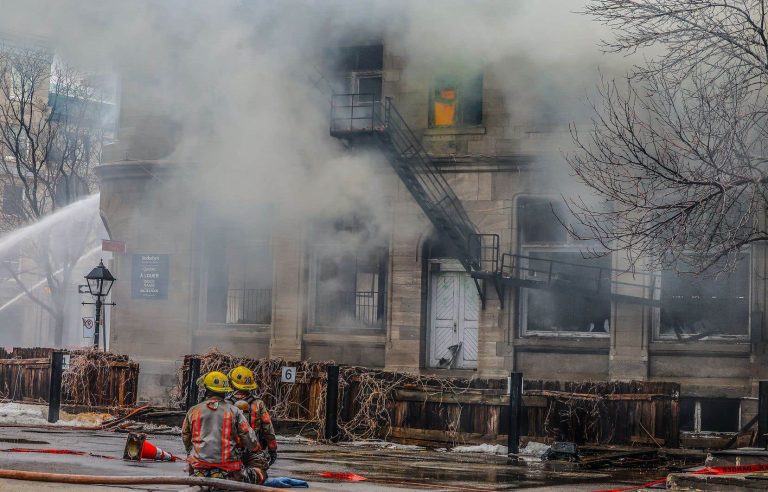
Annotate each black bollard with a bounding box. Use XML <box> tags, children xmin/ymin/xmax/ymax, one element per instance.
<box><xmin>185</xmin><ymin>358</ymin><xmax>201</xmax><ymax>410</ymax></box>
<box><xmin>325</xmin><ymin>365</ymin><xmax>340</xmax><ymax>442</ymax></box>
<box><xmin>47</xmin><ymin>351</ymin><xmax>64</xmax><ymax>423</ymax></box>
<box><xmin>759</xmin><ymin>381</ymin><xmax>768</xmax><ymax>449</ymax></box>
<box><xmin>508</xmin><ymin>372</ymin><xmax>523</xmax><ymax>455</ymax></box>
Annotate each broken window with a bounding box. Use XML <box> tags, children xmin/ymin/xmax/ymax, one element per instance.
<box><xmin>310</xmin><ymin>216</ymin><xmax>387</xmax><ymax>332</ymax></box>
<box><xmin>658</xmin><ymin>256</ymin><xmax>750</xmax><ymax>339</ymax></box>
<box><xmin>680</xmin><ymin>398</ymin><xmax>740</xmax><ymax>433</ymax></box>
<box><xmin>205</xmin><ymin>206</ymin><xmax>273</xmax><ymax>325</ymax></box>
<box><xmin>518</xmin><ymin>196</ymin><xmax>611</xmax><ymax>336</ymax></box>
<box><xmin>429</xmin><ymin>73</ymin><xmax>483</xmax><ymax>128</ymax></box>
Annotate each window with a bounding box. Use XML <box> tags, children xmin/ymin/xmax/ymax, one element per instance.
<box><xmin>334</xmin><ymin>44</ymin><xmax>383</xmax><ymax>72</ymax></box>
<box><xmin>680</xmin><ymin>398</ymin><xmax>740</xmax><ymax>433</ymax></box>
<box><xmin>309</xmin><ymin>216</ymin><xmax>388</xmax><ymax>332</ymax></box>
<box><xmin>518</xmin><ymin>196</ymin><xmax>611</xmax><ymax>336</ymax></box>
<box><xmin>2</xmin><ymin>183</ymin><xmax>22</xmax><ymax>216</ymax></box>
<box><xmin>205</xmin><ymin>207</ymin><xmax>272</xmax><ymax>325</ymax></box>
<box><xmin>429</xmin><ymin>73</ymin><xmax>483</xmax><ymax>128</ymax></box>
<box><xmin>658</xmin><ymin>256</ymin><xmax>750</xmax><ymax>339</ymax></box>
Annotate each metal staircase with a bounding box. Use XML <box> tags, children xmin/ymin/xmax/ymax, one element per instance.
<box><xmin>329</xmin><ymin>93</ymin><xmax>659</xmax><ymax>307</ymax></box>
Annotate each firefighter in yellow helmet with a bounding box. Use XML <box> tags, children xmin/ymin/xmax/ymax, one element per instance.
<box><xmin>227</xmin><ymin>366</ymin><xmax>278</xmax><ymax>482</ymax></box>
<box><xmin>181</xmin><ymin>371</ymin><xmax>263</xmax><ymax>483</ymax></box>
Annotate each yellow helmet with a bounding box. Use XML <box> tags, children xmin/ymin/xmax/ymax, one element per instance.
<box><xmin>197</xmin><ymin>371</ymin><xmax>232</xmax><ymax>394</ymax></box>
<box><xmin>228</xmin><ymin>365</ymin><xmax>258</xmax><ymax>391</ymax></box>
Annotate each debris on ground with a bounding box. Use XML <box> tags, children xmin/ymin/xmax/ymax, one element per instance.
<box><xmin>519</xmin><ymin>441</ymin><xmax>551</xmax><ymax>458</ymax></box>
<box><xmin>340</xmin><ymin>440</ymin><xmax>424</xmax><ymax>451</ymax></box>
<box><xmin>542</xmin><ymin>441</ymin><xmax>580</xmax><ymax>462</ymax></box>
<box><xmin>0</xmin><ymin>402</ymin><xmax>107</xmax><ymax>427</ymax></box>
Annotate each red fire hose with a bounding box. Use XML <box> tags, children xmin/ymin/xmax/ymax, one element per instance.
<box><xmin>0</xmin><ymin>468</ymin><xmax>279</xmax><ymax>491</ymax></box>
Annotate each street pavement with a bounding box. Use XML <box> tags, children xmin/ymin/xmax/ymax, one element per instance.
<box><xmin>0</xmin><ymin>426</ymin><xmax>660</xmax><ymax>491</ymax></box>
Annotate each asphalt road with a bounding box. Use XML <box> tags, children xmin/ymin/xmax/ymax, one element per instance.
<box><xmin>0</xmin><ymin>426</ymin><xmax>659</xmax><ymax>491</ymax></box>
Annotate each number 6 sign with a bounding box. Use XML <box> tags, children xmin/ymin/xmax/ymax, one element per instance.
<box><xmin>281</xmin><ymin>366</ymin><xmax>296</xmax><ymax>383</ymax></box>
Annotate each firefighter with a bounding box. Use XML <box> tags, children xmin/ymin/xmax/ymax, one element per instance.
<box><xmin>227</xmin><ymin>365</ymin><xmax>278</xmax><ymax>480</ymax></box>
<box><xmin>181</xmin><ymin>371</ymin><xmax>263</xmax><ymax>484</ymax></box>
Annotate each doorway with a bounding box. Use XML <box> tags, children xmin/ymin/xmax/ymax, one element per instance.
<box><xmin>428</xmin><ymin>266</ymin><xmax>479</xmax><ymax>369</ymax></box>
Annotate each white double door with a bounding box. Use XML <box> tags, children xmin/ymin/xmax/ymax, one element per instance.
<box><xmin>428</xmin><ymin>270</ymin><xmax>479</xmax><ymax>369</ymax></box>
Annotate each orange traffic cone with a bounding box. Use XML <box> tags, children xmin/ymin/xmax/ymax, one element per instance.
<box><xmin>123</xmin><ymin>432</ymin><xmax>177</xmax><ymax>462</ymax></box>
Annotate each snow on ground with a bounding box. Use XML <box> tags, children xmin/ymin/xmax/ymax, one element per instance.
<box><xmin>276</xmin><ymin>434</ymin><xmax>316</xmax><ymax>444</ymax></box>
<box><xmin>0</xmin><ymin>402</ymin><xmax>108</xmax><ymax>427</ymax></box>
<box><xmin>451</xmin><ymin>443</ymin><xmax>509</xmax><ymax>454</ymax></box>
<box><xmin>340</xmin><ymin>440</ymin><xmax>424</xmax><ymax>451</ymax></box>
<box><xmin>520</xmin><ymin>441</ymin><xmax>550</xmax><ymax>457</ymax></box>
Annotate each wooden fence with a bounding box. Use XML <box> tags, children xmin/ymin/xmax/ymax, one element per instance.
<box><xmin>0</xmin><ymin>347</ymin><xmax>139</xmax><ymax>407</ymax></box>
<box><xmin>179</xmin><ymin>353</ymin><xmax>680</xmax><ymax>447</ymax></box>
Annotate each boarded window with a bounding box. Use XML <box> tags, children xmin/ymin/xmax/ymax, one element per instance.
<box><xmin>429</xmin><ymin>74</ymin><xmax>483</xmax><ymax>128</ymax></box>
<box><xmin>2</xmin><ymin>183</ymin><xmax>22</xmax><ymax>216</ymax></box>
<box><xmin>659</xmin><ymin>257</ymin><xmax>749</xmax><ymax>339</ymax></box>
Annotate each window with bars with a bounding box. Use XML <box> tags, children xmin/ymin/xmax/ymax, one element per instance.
<box><xmin>309</xmin><ymin>217</ymin><xmax>388</xmax><ymax>332</ymax></box>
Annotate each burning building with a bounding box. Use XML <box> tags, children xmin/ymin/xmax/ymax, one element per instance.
<box><xmin>86</xmin><ymin>7</ymin><xmax>764</xmax><ymax>436</ymax></box>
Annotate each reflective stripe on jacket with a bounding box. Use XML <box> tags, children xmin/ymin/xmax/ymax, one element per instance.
<box><xmin>228</xmin><ymin>391</ymin><xmax>278</xmax><ymax>451</ymax></box>
<box><xmin>181</xmin><ymin>396</ymin><xmax>258</xmax><ymax>471</ymax></box>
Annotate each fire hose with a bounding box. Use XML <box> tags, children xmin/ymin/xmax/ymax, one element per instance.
<box><xmin>0</xmin><ymin>468</ymin><xmax>279</xmax><ymax>491</ymax></box>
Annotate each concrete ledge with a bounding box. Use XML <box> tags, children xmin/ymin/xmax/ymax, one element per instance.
<box><xmin>668</xmin><ymin>473</ymin><xmax>768</xmax><ymax>490</ymax></box>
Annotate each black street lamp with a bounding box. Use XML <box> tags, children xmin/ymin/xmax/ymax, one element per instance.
<box><xmin>83</xmin><ymin>259</ymin><xmax>116</xmax><ymax>350</ymax></box>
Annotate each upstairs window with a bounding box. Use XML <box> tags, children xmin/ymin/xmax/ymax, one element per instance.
<box><xmin>429</xmin><ymin>73</ymin><xmax>483</xmax><ymax>128</ymax></box>
<box><xmin>2</xmin><ymin>183</ymin><xmax>22</xmax><ymax>216</ymax></box>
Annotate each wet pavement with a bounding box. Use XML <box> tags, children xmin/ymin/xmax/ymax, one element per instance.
<box><xmin>0</xmin><ymin>426</ymin><xmax>668</xmax><ymax>490</ymax></box>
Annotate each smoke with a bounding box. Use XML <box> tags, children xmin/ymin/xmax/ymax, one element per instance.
<box><xmin>0</xmin><ymin>0</ymin><xmax>639</xmax><ymax>342</ymax></box>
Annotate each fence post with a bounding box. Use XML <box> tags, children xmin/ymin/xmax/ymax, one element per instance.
<box><xmin>508</xmin><ymin>372</ymin><xmax>523</xmax><ymax>455</ymax></box>
<box><xmin>759</xmin><ymin>381</ymin><xmax>768</xmax><ymax>449</ymax></box>
<box><xmin>185</xmin><ymin>358</ymin><xmax>201</xmax><ymax>410</ymax></box>
<box><xmin>47</xmin><ymin>351</ymin><xmax>64</xmax><ymax>423</ymax></box>
<box><xmin>325</xmin><ymin>365</ymin><xmax>340</xmax><ymax>442</ymax></box>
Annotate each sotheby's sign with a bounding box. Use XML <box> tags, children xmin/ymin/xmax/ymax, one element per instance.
<box><xmin>131</xmin><ymin>254</ymin><xmax>169</xmax><ymax>299</ymax></box>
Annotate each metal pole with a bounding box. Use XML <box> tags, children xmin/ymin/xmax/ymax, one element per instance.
<box><xmin>93</xmin><ymin>297</ymin><xmax>102</xmax><ymax>350</ymax></box>
<box><xmin>186</xmin><ymin>358</ymin><xmax>202</xmax><ymax>410</ymax></box>
<box><xmin>508</xmin><ymin>372</ymin><xmax>523</xmax><ymax>455</ymax></box>
<box><xmin>325</xmin><ymin>365</ymin><xmax>339</xmax><ymax>442</ymax></box>
<box><xmin>47</xmin><ymin>351</ymin><xmax>64</xmax><ymax>423</ymax></box>
<box><xmin>759</xmin><ymin>381</ymin><xmax>768</xmax><ymax>449</ymax></box>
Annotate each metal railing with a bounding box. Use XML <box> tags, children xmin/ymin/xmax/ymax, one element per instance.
<box><xmin>315</xmin><ymin>290</ymin><xmax>382</xmax><ymax>329</ymax></box>
<box><xmin>500</xmin><ymin>253</ymin><xmax>660</xmax><ymax>304</ymax></box>
<box><xmin>330</xmin><ymin>94</ymin><xmax>483</xmax><ymax>273</ymax></box>
<box><xmin>226</xmin><ymin>288</ymin><xmax>272</xmax><ymax>325</ymax></box>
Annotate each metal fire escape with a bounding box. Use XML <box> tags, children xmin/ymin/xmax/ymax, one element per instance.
<box><xmin>329</xmin><ymin>93</ymin><xmax>659</xmax><ymax>307</ymax></box>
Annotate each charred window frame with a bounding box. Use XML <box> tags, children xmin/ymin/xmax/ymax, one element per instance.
<box><xmin>308</xmin><ymin>217</ymin><xmax>388</xmax><ymax>334</ymax></box>
<box><xmin>428</xmin><ymin>73</ymin><xmax>483</xmax><ymax>128</ymax></box>
<box><xmin>332</xmin><ymin>44</ymin><xmax>383</xmax><ymax>102</ymax></box>
<box><xmin>655</xmin><ymin>253</ymin><xmax>750</xmax><ymax>341</ymax></box>
<box><xmin>517</xmin><ymin>195</ymin><xmax>611</xmax><ymax>338</ymax></box>
<box><xmin>204</xmin><ymin>205</ymin><xmax>273</xmax><ymax>326</ymax></box>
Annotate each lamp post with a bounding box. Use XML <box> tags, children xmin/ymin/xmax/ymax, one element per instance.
<box><xmin>83</xmin><ymin>259</ymin><xmax>116</xmax><ymax>350</ymax></box>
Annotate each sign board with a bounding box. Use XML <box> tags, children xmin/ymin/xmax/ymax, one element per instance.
<box><xmin>131</xmin><ymin>254</ymin><xmax>169</xmax><ymax>300</ymax></box>
<box><xmin>102</xmin><ymin>239</ymin><xmax>126</xmax><ymax>253</ymax></box>
<box><xmin>78</xmin><ymin>284</ymin><xmax>90</xmax><ymax>294</ymax></box>
<box><xmin>281</xmin><ymin>367</ymin><xmax>296</xmax><ymax>384</ymax></box>
<box><xmin>82</xmin><ymin>317</ymin><xmax>94</xmax><ymax>338</ymax></box>
<box><xmin>62</xmin><ymin>354</ymin><xmax>71</xmax><ymax>369</ymax></box>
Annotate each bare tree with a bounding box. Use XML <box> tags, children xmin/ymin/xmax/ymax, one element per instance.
<box><xmin>567</xmin><ymin>0</ymin><xmax>768</xmax><ymax>274</ymax></box>
<box><xmin>0</xmin><ymin>42</ymin><xmax>111</xmax><ymax>345</ymax></box>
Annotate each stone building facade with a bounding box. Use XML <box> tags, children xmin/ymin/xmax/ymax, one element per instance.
<box><xmin>98</xmin><ymin>40</ymin><xmax>767</xmax><ymax>434</ymax></box>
